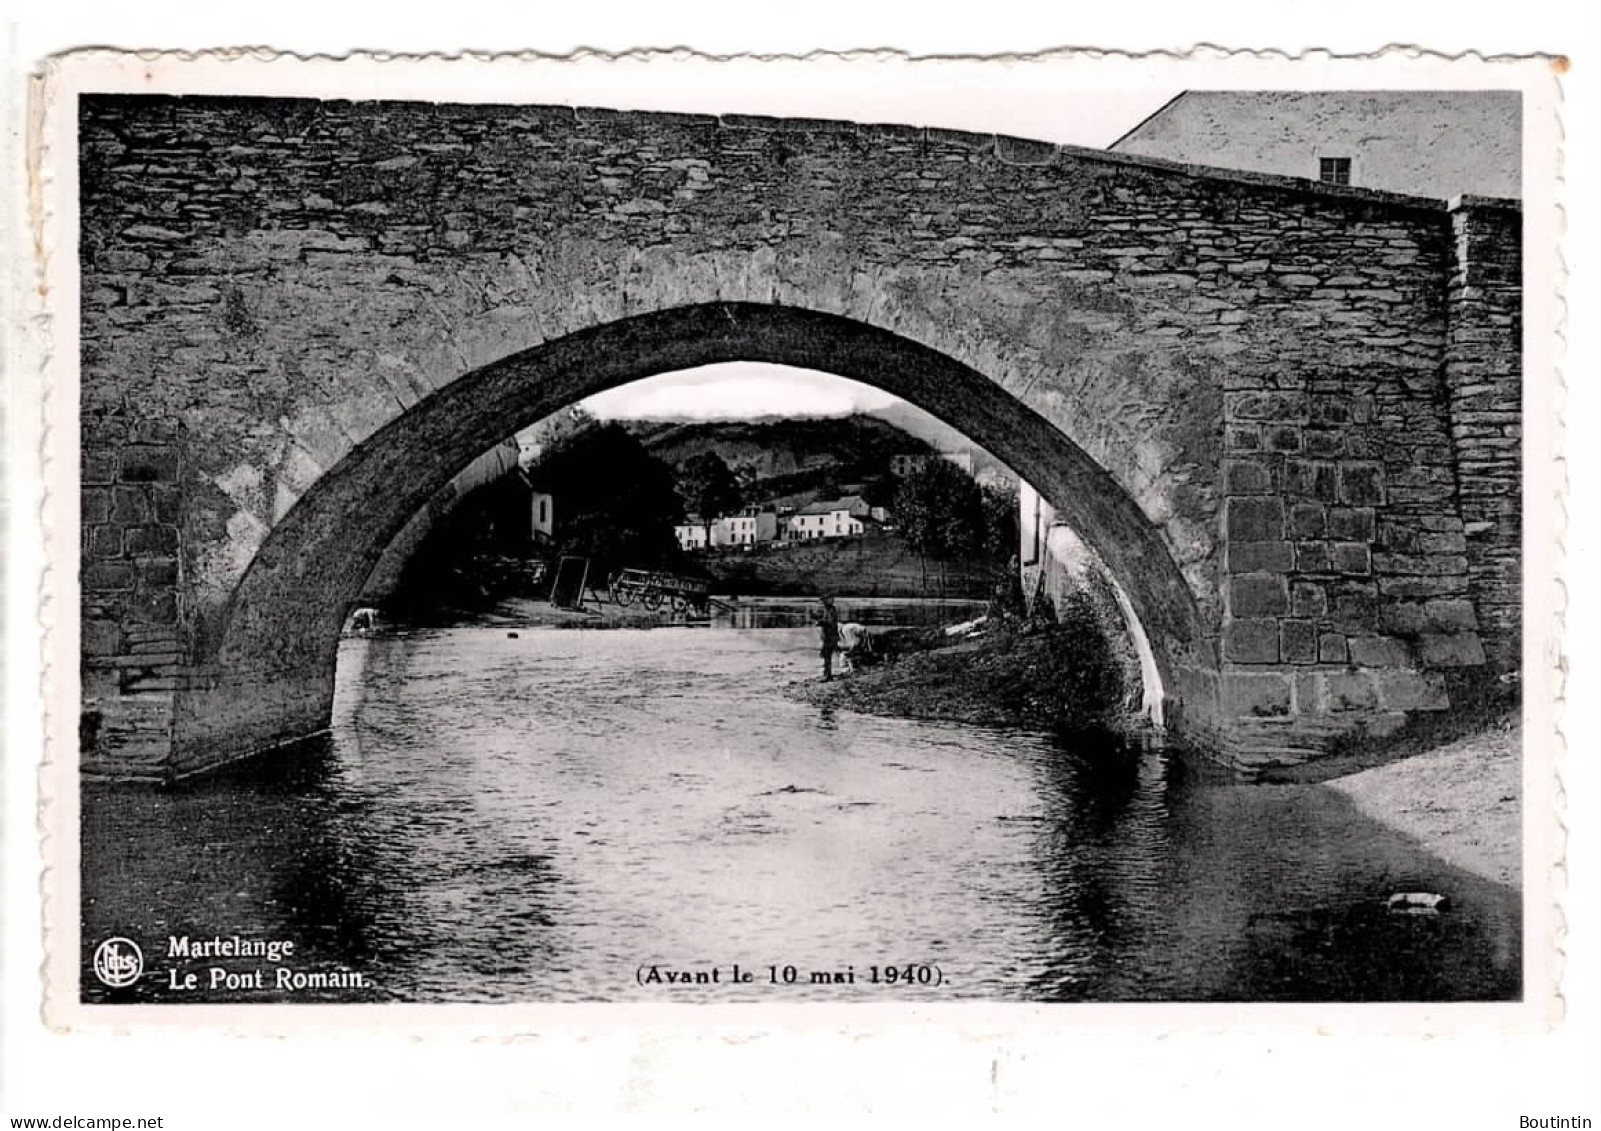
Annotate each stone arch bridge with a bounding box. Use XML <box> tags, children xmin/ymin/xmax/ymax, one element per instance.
<box><xmin>77</xmin><ymin>95</ymin><xmax>1522</xmax><ymax>780</ymax></box>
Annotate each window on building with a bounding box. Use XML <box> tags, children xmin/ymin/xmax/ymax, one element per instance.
<box><xmin>1318</xmin><ymin>157</ymin><xmax>1352</xmax><ymax>186</ymax></box>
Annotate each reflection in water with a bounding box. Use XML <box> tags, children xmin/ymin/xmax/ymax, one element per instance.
<box><xmin>82</xmin><ymin>601</ymin><xmax>1520</xmax><ymax>1003</ymax></box>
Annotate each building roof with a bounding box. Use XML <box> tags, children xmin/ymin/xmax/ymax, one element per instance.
<box><xmin>1106</xmin><ymin>91</ymin><xmax>1189</xmax><ymax>150</ymax></box>
<box><xmin>797</xmin><ymin>495</ymin><xmax>870</xmax><ymax>516</ymax></box>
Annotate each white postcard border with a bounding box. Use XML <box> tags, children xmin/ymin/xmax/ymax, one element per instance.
<box><xmin>26</xmin><ymin>47</ymin><xmax>1570</xmax><ymax>1040</ymax></box>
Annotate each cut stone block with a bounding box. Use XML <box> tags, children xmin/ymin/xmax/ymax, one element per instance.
<box><xmin>1281</xmin><ymin>619</ymin><xmax>1318</xmax><ymax>664</ymax></box>
<box><xmin>1288</xmin><ymin>502</ymin><xmax>1326</xmax><ymax>538</ymax></box>
<box><xmin>1224</xmin><ymin>618</ymin><xmax>1281</xmax><ymax>663</ymax></box>
<box><xmin>1417</xmin><ymin>633</ymin><xmax>1488</xmax><ymax>668</ymax></box>
<box><xmin>1375</xmin><ymin>670</ymin><xmax>1450</xmax><ymax>711</ymax></box>
<box><xmin>1226</xmin><ymin>497</ymin><xmax>1284</xmax><ymax>542</ymax></box>
<box><xmin>1290</xmin><ymin>581</ymin><xmax>1328</xmax><ymax>617</ymax></box>
<box><xmin>1324</xmin><ymin>672</ymin><xmax>1379</xmax><ymax>711</ymax></box>
<box><xmin>1227</xmin><ymin>541</ymin><xmax>1294</xmax><ymax>572</ymax></box>
<box><xmin>1347</xmin><ymin>635</ymin><xmax>1413</xmax><ymax>668</ymax></box>
<box><xmin>1229</xmin><ymin>575</ymin><xmax>1289</xmax><ymax>617</ymax></box>
<box><xmin>1224</xmin><ymin>459</ymin><xmax>1275</xmax><ymax>495</ymax></box>
<box><xmin>1223</xmin><ymin>672</ymin><xmax>1293</xmax><ymax>717</ymax></box>
<box><xmin>1338</xmin><ymin>462</ymin><xmax>1386</xmax><ymax>505</ymax></box>
<box><xmin>1331</xmin><ymin>542</ymin><xmax>1372</xmax><ymax>575</ymax></box>
<box><xmin>1327</xmin><ymin>506</ymin><xmax>1376</xmax><ymax>541</ymax></box>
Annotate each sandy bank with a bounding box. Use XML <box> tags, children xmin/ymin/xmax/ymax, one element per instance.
<box><xmin>1325</xmin><ymin>716</ymin><xmax>1521</xmax><ymax>888</ymax></box>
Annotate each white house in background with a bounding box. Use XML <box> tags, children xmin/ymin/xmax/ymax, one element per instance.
<box><xmin>722</xmin><ymin>508</ymin><xmax>778</xmax><ymax>547</ymax></box>
<box><xmin>530</xmin><ymin>490</ymin><xmax>554</xmax><ymax>542</ymax></box>
<box><xmin>675</xmin><ymin>508</ymin><xmax>779</xmax><ymax>551</ymax></box>
<box><xmin>674</xmin><ymin>518</ymin><xmax>711</xmax><ymax>551</ymax></box>
<box><xmin>787</xmin><ymin>495</ymin><xmax>873</xmax><ymax>541</ymax></box>
<box><xmin>1108</xmin><ymin>90</ymin><xmax>1521</xmax><ymax>200</ymax></box>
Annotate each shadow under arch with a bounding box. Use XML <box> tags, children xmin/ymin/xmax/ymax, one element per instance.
<box><xmin>205</xmin><ymin>303</ymin><xmax>1209</xmax><ymax>751</ymax></box>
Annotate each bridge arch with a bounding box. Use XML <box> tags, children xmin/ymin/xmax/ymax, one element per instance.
<box><xmin>78</xmin><ymin>96</ymin><xmax>1511</xmax><ymax>779</ymax></box>
<box><xmin>193</xmin><ymin>303</ymin><xmax>1207</xmax><ymax>769</ymax></box>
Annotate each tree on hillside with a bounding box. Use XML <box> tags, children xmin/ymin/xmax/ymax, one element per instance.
<box><xmin>812</xmin><ymin>474</ymin><xmax>846</xmax><ymax>504</ymax></box>
<box><xmin>531</xmin><ymin>422</ymin><xmax>683</xmax><ymax>576</ymax></box>
<box><xmin>861</xmin><ymin>471</ymin><xmax>900</xmax><ymax>509</ymax></box>
<box><xmin>979</xmin><ymin>482</ymin><xmax>1021</xmax><ymax>567</ymax></box>
<box><xmin>893</xmin><ymin>459</ymin><xmax>985</xmax><ymax>596</ymax></box>
<box><xmin>677</xmin><ymin>451</ymin><xmax>744</xmax><ymax>547</ymax></box>
<box><xmin>521</xmin><ymin>404</ymin><xmax>598</xmax><ymax>466</ymax></box>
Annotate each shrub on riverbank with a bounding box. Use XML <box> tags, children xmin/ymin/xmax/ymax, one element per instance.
<box><xmin>791</xmin><ymin>596</ymin><xmax>1130</xmax><ymax>736</ymax></box>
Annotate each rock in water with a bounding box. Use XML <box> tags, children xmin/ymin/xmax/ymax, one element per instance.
<box><xmin>1387</xmin><ymin>892</ymin><xmax>1449</xmax><ymax>913</ymax></box>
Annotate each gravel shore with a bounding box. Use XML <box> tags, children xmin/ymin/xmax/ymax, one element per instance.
<box><xmin>1325</xmin><ymin>716</ymin><xmax>1521</xmax><ymax>888</ymax></box>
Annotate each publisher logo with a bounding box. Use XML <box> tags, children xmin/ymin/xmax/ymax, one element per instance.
<box><xmin>92</xmin><ymin>937</ymin><xmax>143</xmax><ymax>987</ymax></box>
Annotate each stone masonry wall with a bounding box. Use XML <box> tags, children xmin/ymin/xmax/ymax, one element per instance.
<box><xmin>75</xmin><ymin>96</ymin><xmax>1513</xmax><ymax>776</ymax></box>
<box><xmin>1443</xmin><ymin>197</ymin><xmax>1523</xmax><ymax>674</ymax></box>
<box><xmin>1211</xmin><ymin>202</ymin><xmax>1491</xmax><ymax>764</ymax></box>
<box><xmin>79</xmin><ymin>417</ymin><xmax>186</xmax><ymax>776</ymax></box>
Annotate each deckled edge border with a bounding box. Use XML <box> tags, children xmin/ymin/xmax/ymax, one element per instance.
<box><xmin>21</xmin><ymin>43</ymin><xmax>1570</xmax><ymax>1045</ymax></box>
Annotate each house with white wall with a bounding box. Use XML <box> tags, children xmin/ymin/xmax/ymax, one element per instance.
<box><xmin>722</xmin><ymin>508</ymin><xmax>778</xmax><ymax>547</ymax></box>
<box><xmin>1109</xmin><ymin>90</ymin><xmax>1521</xmax><ymax>200</ymax></box>
<box><xmin>676</xmin><ymin>507</ymin><xmax>779</xmax><ymax>551</ymax></box>
<box><xmin>787</xmin><ymin>495</ymin><xmax>873</xmax><ymax>541</ymax></box>
<box><xmin>674</xmin><ymin>518</ymin><xmax>710</xmax><ymax>551</ymax></box>
<box><xmin>531</xmin><ymin>490</ymin><xmax>554</xmax><ymax>542</ymax></box>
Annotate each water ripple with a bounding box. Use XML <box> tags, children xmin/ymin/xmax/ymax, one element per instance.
<box><xmin>81</xmin><ymin>604</ymin><xmax>1521</xmax><ymax>1003</ymax></box>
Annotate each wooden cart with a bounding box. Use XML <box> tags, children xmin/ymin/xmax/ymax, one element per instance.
<box><xmin>608</xmin><ymin>568</ymin><xmax>713</xmax><ymax>615</ymax></box>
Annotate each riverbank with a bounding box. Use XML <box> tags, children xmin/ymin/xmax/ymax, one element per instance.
<box><xmin>702</xmin><ymin>534</ymin><xmax>993</xmax><ymax>599</ymax></box>
<box><xmin>1323</xmin><ymin>714</ymin><xmax>1521</xmax><ymax>888</ymax></box>
<box><xmin>789</xmin><ymin>621</ymin><xmax>1131</xmax><ymax>735</ymax></box>
<box><xmin>490</xmin><ymin>596</ymin><xmax>678</xmax><ymax>629</ymax></box>
<box><xmin>791</xmin><ymin>615</ymin><xmax>1521</xmax><ymax>888</ymax></box>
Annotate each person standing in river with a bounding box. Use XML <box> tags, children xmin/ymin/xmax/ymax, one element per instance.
<box><xmin>817</xmin><ymin>595</ymin><xmax>840</xmax><ymax>681</ymax></box>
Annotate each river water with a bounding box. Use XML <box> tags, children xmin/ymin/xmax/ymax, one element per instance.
<box><xmin>81</xmin><ymin>599</ymin><xmax>1521</xmax><ymax>1004</ymax></box>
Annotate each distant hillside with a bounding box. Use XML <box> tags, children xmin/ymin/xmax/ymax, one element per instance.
<box><xmin>619</xmin><ymin>414</ymin><xmax>936</xmax><ymax>503</ymax></box>
<box><xmin>861</xmin><ymin>402</ymin><xmax>1014</xmax><ymax>485</ymax></box>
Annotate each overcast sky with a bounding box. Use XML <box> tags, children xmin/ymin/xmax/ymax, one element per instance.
<box><xmin>582</xmin><ymin>365</ymin><xmax>899</xmax><ymax>420</ymax></box>
<box><xmin>581</xmin><ymin>90</ymin><xmax>1175</xmax><ymax>421</ymax></box>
